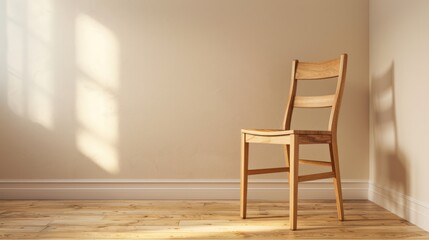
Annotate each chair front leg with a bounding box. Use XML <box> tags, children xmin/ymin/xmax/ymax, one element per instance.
<box><xmin>289</xmin><ymin>134</ymin><xmax>299</xmax><ymax>230</ymax></box>
<box><xmin>330</xmin><ymin>140</ymin><xmax>344</xmax><ymax>221</ymax></box>
<box><xmin>240</xmin><ymin>133</ymin><xmax>249</xmax><ymax>219</ymax></box>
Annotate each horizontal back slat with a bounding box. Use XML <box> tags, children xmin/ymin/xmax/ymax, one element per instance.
<box><xmin>295</xmin><ymin>58</ymin><xmax>340</xmax><ymax>80</ymax></box>
<box><xmin>294</xmin><ymin>94</ymin><xmax>335</xmax><ymax>108</ymax></box>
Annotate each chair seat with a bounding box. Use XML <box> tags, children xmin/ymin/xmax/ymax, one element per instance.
<box><xmin>241</xmin><ymin>129</ymin><xmax>332</xmax><ymax>136</ymax></box>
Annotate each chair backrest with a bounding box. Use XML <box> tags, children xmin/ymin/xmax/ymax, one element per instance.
<box><xmin>283</xmin><ymin>54</ymin><xmax>348</xmax><ymax>134</ymax></box>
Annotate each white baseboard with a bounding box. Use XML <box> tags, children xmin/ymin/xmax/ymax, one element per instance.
<box><xmin>369</xmin><ymin>183</ymin><xmax>429</xmax><ymax>232</ymax></box>
<box><xmin>0</xmin><ymin>179</ymin><xmax>367</xmax><ymax>200</ymax></box>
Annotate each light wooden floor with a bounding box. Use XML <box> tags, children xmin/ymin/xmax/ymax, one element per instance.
<box><xmin>0</xmin><ymin>200</ymin><xmax>428</xmax><ymax>239</ymax></box>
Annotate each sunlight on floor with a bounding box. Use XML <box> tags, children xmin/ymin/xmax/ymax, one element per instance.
<box><xmin>75</xmin><ymin>13</ymin><xmax>120</xmax><ymax>174</ymax></box>
<box><xmin>158</xmin><ymin>224</ymin><xmax>287</xmax><ymax>233</ymax></box>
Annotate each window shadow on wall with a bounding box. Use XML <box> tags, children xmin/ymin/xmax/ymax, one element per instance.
<box><xmin>371</xmin><ymin>63</ymin><xmax>410</xmax><ymax>219</ymax></box>
<box><xmin>0</xmin><ymin>0</ymin><xmax>125</xmax><ymax>178</ymax></box>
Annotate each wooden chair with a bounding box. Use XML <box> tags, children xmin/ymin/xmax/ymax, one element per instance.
<box><xmin>240</xmin><ymin>54</ymin><xmax>348</xmax><ymax>230</ymax></box>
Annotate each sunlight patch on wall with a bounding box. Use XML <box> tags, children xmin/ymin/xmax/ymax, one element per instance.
<box><xmin>75</xmin><ymin>14</ymin><xmax>120</xmax><ymax>174</ymax></box>
<box><xmin>76</xmin><ymin>79</ymin><xmax>118</xmax><ymax>142</ymax></box>
<box><xmin>6</xmin><ymin>0</ymin><xmax>55</xmax><ymax>129</ymax></box>
<box><xmin>77</xmin><ymin>129</ymin><xmax>119</xmax><ymax>174</ymax></box>
<box><xmin>6</xmin><ymin>2</ymin><xmax>25</xmax><ymax>116</ymax></box>
<box><xmin>27</xmin><ymin>0</ymin><xmax>54</xmax><ymax>129</ymax></box>
<box><xmin>76</xmin><ymin>14</ymin><xmax>119</xmax><ymax>90</ymax></box>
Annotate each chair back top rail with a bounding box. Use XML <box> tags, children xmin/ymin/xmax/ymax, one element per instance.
<box><xmin>295</xmin><ymin>58</ymin><xmax>341</xmax><ymax>80</ymax></box>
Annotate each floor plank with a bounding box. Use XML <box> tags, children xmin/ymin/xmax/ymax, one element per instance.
<box><xmin>0</xmin><ymin>200</ymin><xmax>427</xmax><ymax>239</ymax></box>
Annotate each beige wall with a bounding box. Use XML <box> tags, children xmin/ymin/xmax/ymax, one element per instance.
<box><xmin>370</xmin><ymin>0</ymin><xmax>429</xmax><ymax>226</ymax></box>
<box><xmin>0</xmin><ymin>0</ymin><xmax>369</xmax><ymax>180</ymax></box>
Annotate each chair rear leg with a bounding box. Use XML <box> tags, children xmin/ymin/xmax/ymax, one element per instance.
<box><xmin>240</xmin><ymin>133</ymin><xmax>249</xmax><ymax>219</ymax></box>
<box><xmin>289</xmin><ymin>135</ymin><xmax>299</xmax><ymax>230</ymax></box>
<box><xmin>330</xmin><ymin>141</ymin><xmax>344</xmax><ymax>221</ymax></box>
